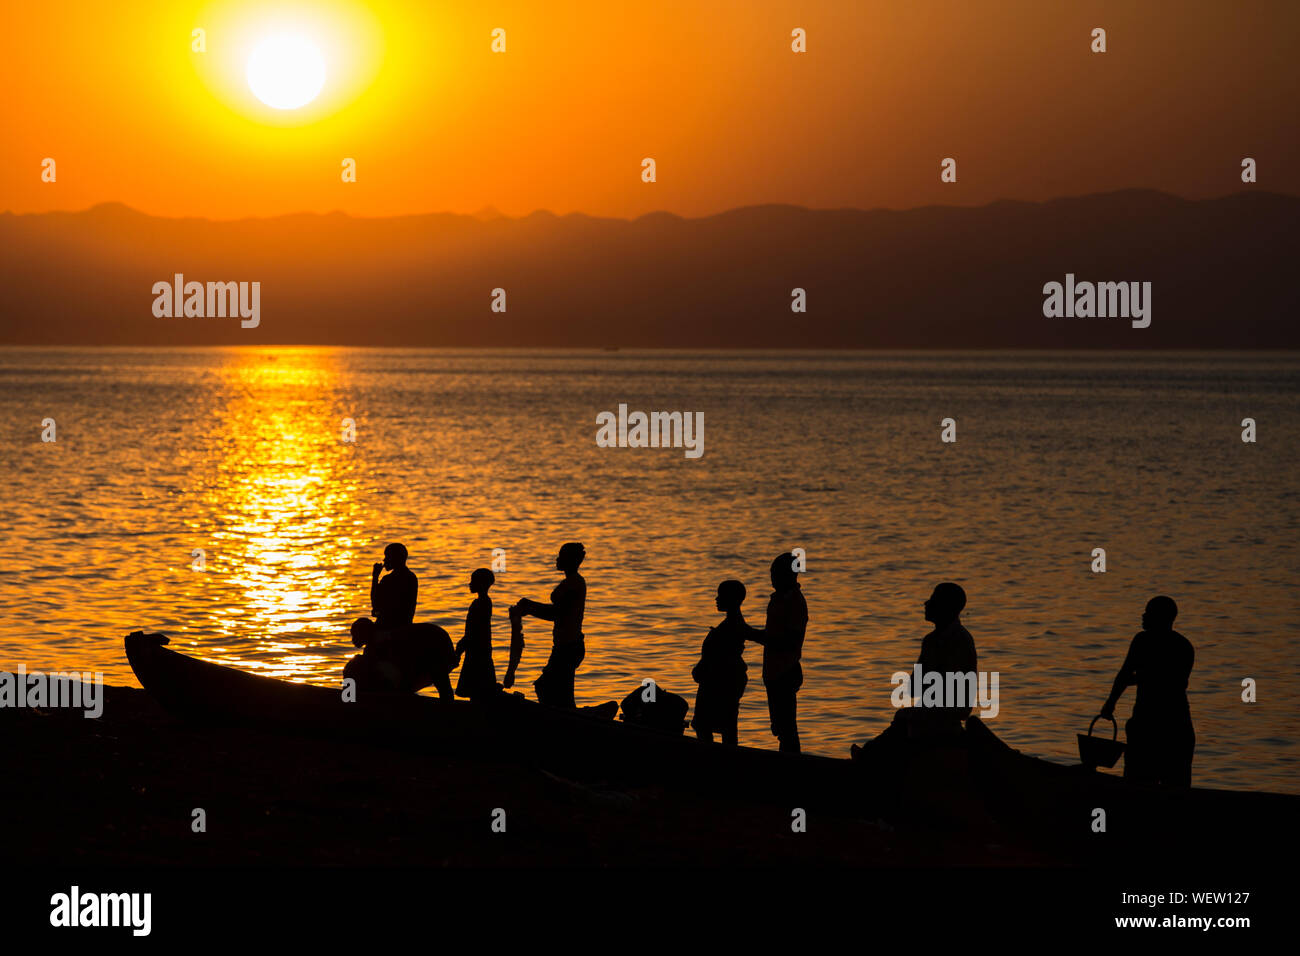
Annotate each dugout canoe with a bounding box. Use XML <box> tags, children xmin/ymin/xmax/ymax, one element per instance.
<box><xmin>124</xmin><ymin>630</ymin><xmax>1300</xmax><ymax>851</ymax></box>
<box><xmin>124</xmin><ymin>631</ymin><xmax>864</xmax><ymax>811</ymax></box>
<box><xmin>963</xmin><ymin>714</ymin><xmax>1300</xmax><ymax>856</ymax></box>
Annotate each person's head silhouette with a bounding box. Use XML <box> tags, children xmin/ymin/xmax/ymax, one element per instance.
<box><xmin>351</xmin><ymin>616</ymin><xmax>377</xmax><ymax>648</ymax></box>
<box><xmin>556</xmin><ymin>542</ymin><xmax>585</xmax><ymax>573</ymax></box>
<box><xmin>715</xmin><ymin>579</ymin><xmax>747</xmax><ymax>613</ymax></box>
<box><xmin>383</xmin><ymin>543</ymin><xmax>408</xmax><ymax>570</ymax></box>
<box><xmin>770</xmin><ymin>553</ymin><xmax>798</xmax><ymax>591</ymax></box>
<box><xmin>1142</xmin><ymin>595</ymin><xmax>1178</xmax><ymax>632</ymax></box>
<box><xmin>924</xmin><ymin>582</ymin><xmax>967</xmax><ymax>626</ymax></box>
<box><xmin>470</xmin><ymin>567</ymin><xmax>495</xmax><ymax>595</ymax></box>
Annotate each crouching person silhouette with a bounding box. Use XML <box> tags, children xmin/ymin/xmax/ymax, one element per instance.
<box><xmin>345</xmin><ymin>617</ymin><xmax>456</xmax><ymax>699</ymax></box>
<box><xmin>852</xmin><ymin>582</ymin><xmax>976</xmax><ymax>760</ymax></box>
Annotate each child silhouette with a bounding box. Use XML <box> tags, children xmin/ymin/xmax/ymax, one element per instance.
<box><xmin>456</xmin><ymin>568</ymin><xmax>499</xmax><ymax>700</ymax></box>
<box><xmin>690</xmin><ymin>580</ymin><xmax>752</xmax><ymax>745</ymax></box>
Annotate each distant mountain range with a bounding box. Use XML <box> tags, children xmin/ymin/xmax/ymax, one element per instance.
<box><xmin>1</xmin><ymin>191</ymin><xmax>1296</xmax><ymax>348</ymax></box>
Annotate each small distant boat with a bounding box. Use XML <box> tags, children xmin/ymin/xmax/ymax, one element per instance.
<box><xmin>124</xmin><ymin>631</ymin><xmax>1299</xmax><ymax>855</ymax></box>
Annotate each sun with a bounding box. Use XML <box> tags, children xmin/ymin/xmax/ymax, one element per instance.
<box><xmin>246</xmin><ymin>34</ymin><xmax>326</xmax><ymax>110</ymax></box>
<box><xmin>191</xmin><ymin>3</ymin><xmax>383</xmax><ymax>125</ymax></box>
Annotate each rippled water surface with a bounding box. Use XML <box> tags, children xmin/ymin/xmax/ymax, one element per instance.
<box><xmin>2</xmin><ymin>348</ymin><xmax>1297</xmax><ymax>792</ymax></box>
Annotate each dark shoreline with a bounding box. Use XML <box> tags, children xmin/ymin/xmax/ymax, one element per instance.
<box><xmin>11</xmin><ymin>681</ymin><xmax>1296</xmax><ymax>871</ymax></box>
<box><xmin>3</xmin><ymin>684</ymin><xmax>1053</xmax><ymax>867</ymax></box>
<box><xmin>4</xmin><ymin>682</ymin><xmax>1291</xmax><ymax>941</ymax></box>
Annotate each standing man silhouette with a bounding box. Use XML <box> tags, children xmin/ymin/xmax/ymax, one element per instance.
<box><xmin>747</xmin><ymin>553</ymin><xmax>808</xmax><ymax>752</ymax></box>
<box><xmin>511</xmin><ymin>542</ymin><xmax>588</xmax><ymax>708</ymax></box>
<box><xmin>1100</xmin><ymin>595</ymin><xmax>1196</xmax><ymax>787</ymax></box>
<box><xmin>371</xmin><ymin>543</ymin><xmax>418</xmax><ymax>631</ymax></box>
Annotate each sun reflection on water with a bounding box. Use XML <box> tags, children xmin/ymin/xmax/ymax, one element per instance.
<box><xmin>193</xmin><ymin>349</ymin><xmax>363</xmax><ymax>681</ymax></box>
<box><xmin>5</xmin><ymin>348</ymin><xmax>1296</xmax><ymax>787</ymax></box>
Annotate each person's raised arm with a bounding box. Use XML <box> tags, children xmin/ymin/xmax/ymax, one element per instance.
<box><xmin>1100</xmin><ymin>636</ymin><xmax>1140</xmax><ymax>718</ymax></box>
<box><xmin>370</xmin><ymin>562</ymin><xmax>383</xmax><ymax>616</ymax></box>
<box><xmin>515</xmin><ymin>598</ymin><xmax>557</xmax><ymax>621</ymax></box>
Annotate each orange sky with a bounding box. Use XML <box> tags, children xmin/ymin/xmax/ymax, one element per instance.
<box><xmin>4</xmin><ymin>0</ymin><xmax>1296</xmax><ymax>219</ymax></box>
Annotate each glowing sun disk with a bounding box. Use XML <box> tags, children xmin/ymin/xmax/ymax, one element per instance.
<box><xmin>246</xmin><ymin>34</ymin><xmax>326</xmax><ymax>109</ymax></box>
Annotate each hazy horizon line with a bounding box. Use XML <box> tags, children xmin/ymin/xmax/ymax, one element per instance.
<box><xmin>4</xmin><ymin>345</ymin><xmax>1298</xmax><ymax>355</ymax></box>
<box><xmin>4</xmin><ymin>187</ymin><xmax>1292</xmax><ymax>225</ymax></box>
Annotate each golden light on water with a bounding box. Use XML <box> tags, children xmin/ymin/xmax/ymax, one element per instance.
<box><xmin>5</xmin><ymin>346</ymin><xmax>1298</xmax><ymax>786</ymax></box>
<box><xmin>198</xmin><ymin>350</ymin><xmax>361</xmax><ymax>680</ymax></box>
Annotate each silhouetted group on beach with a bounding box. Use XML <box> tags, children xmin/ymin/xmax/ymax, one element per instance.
<box><xmin>344</xmin><ymin>542</ymin><xmax>1196</xmax><ymax>785</ymax></box>
<box><xmin>688</xmin><ymin>555</ymin><xmax>808</xmax><ymax>751</ymax></box>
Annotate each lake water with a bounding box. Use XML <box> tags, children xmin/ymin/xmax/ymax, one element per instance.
<box><xmin>1</xmin><ymin>347</ymin><xmax>1297</xmax><ymax>792</ymax></box>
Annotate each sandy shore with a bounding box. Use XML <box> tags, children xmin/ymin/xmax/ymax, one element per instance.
<box><xmin>3</xmin><ymin>684</ymin><xmax>1051</xmax><ymax>867</ymax></box>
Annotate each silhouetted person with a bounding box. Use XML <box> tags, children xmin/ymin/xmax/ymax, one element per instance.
<box><xmin>915</xmin><ymin>582</ymin><xmax>977</xmax><ymax>725</ymax></box>
<box><xmin>345</xmin><ymin>617</ymin><xmax>454</xmax><ymax>699</ymax></box>
<box><xmin>456</xmin><ymin>568</ymin><xmax>498</xmax><ymax>700</ymax></box>
<box><xmin>853</xmin><ymin>582</ymin><xmax>976</xmax><ymax>758</ymax></box>
<box><xmin>746</xmin><ymin>554</ymin><xmax>808</xmax><ymax>753</ymax></box>
<box><xmin>510</xmin><ymin>542</ymin><xmax>587</xmax><ymax>708</ymax></box>
<box><xmin>371</xmin><ymin>543</ymin><xmax>417</xmax><ymax>630</ymax></box>
<box><xmin>1100</xmin><ymin>596</ymin><xmax>1195</xmax><ymax>787</ymax></box>
<box><xmin>690</xmin><ymin>579</ymin><xmax>752</xmax><ymax>745</ymax></box>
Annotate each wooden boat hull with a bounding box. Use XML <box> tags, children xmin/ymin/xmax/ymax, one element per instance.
<box><xmin>125</xmin><ymin>631</ymin><xmax>1299</xmax><ymax>855</ymax></box>
<box><xmin>124</xmin><ymin>631</ymin><xmax>861</xmax><ymax>809</ymax></box>
<box><xmin>964</xmin><ymin>715</ymin><xmax>1300</xmax><ymax>861</ymax></box>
